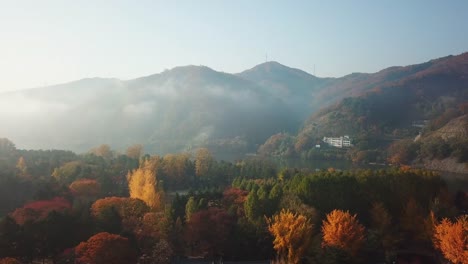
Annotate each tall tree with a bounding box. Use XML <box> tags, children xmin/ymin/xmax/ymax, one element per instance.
<box><xmin>185</xmin><ymin>196</ymin><xmax>198</xmax><ymax>222</ymax></box>
<box><xmin>162</xmin><ymin>153</ymin><xmax>190</xmax><ymax>188</ymax></box>
<box><xmin>267</xmin><ymin>209</ymin><xmax>313</xmax><ymax>264</ymax></box>
<box><xmin>322</xmin><ymin>209</ymin><xmax>365</xmax><ymax>257</ymax></box>
<box><xmin>195</xmin><ymin>148</ymin><xmax>213</xmax><ymax>177</ymax></box>
<box><xmin>433</xmin><ymin>215</ymin><xmax>468</xmax><ymax>264</ymax></box>
<box><xmin>244</xmin><ymin>191</ymin><xmax>261</xmax><ymax>223</ymax></box>
<box><xmin>15</xmin><ymin>157</ymin><xmax>28</xmax><ymax>178</ymax></box>
<box><xmin>127</xmin><ymin>157</ymin><xmax>164</xmax><ymax>210</ymax></box>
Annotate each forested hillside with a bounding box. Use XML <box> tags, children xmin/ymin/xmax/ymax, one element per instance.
<box><xmin>260</xmin><ymin>53</ymin><xmax>468</xmax><ymax>171</ymax></box>
<box><xmin>237</xmin><ymin>61</ymin><xmax>335</xmax><ymax>119</ymax></box>
<box><xmin>0</xmin><ymin>61</ymin><xmax>355</xmax><ymax>158</ymax></box>
<box><xmin>0</xmin><ymin>64</ymin><xmax>314</xmax><ymax>156</ymax></box>
<box><xmin>1</xmin><ymin>53</ymin><xmax>468</xmax><ymax>170</ymax></box>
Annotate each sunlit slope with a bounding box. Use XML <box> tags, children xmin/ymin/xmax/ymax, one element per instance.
<box><xmin>260</xmin><ymin>52</ymin><xmax>468</xmax><ymax>158</ymax></box>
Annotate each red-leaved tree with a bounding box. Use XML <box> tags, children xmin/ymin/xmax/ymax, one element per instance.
<box><xmin>75</xmin><ymin>232</ymin><xmax>136</xmax><ymax>264</ymax></box>
<box><xmin>185</xmin><ymin>207</ymin><xmax>235</xmax><ymax>257</ymax></box>
<box><xmin>10</xmin><ymin>197</ymin><xmax>71</xmax><ymax>225</ymax></box>
<box><xmin>0</xmin><ymin>257</ymin><xmax>21</xmax><ymax>264</ymax></box>
<box><xmin>69</xmin><ymin>179</ymin><xmax>101</xmax><ymax>197</ymax></box>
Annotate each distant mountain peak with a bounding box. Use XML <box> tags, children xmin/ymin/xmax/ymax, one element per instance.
<box><xmin>255</xmin><ymin>60</ymin><xmax>286</xmax><ymax>68</ymax></box>
<box><xmin>160</xmin><ymin>65</ymin><xmax>224</xmax><ymax>79</ymax></box>
<box><xmin>243</xmin><ymin>60</ymin><xmax>305</xmax><ymax>73</ymax></box>
<box><xmin>238</xmin><ymin>61</ymin><xmax>318</xmax><ymax>81</ymax></box>
<box><xmin>169</xmin><ymin>64</ymin><xmax>214</xmax><ymax>72</ymax></box>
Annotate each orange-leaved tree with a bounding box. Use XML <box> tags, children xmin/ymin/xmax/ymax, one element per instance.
<box><xmin>69</xmin><ymin>179</ymin><xmax>101</xmax><ymax>197</ymax></box>
<box><xmin>138</xmin><ymin>212</ymin><xmax>170</xmax><ymax>240</ymax></box>
<box><xmin>267</xmin><ymin>209</ymin><xmax>313</xmax><ymax>264</ymax></box>
<box><xmin>0</xmin><ymin>257</ymin><xmax>21</xmax><ymax>264</ymax></box>
<box><xmin>91</xmin><ymin>197</ymin><xmax>148</xmax><ymax>232</ymax></box>
<box><xmin>127</xmin><ymin>157</ymin><xmax>164</xmax><ymax>210</ymax></box>
<box><xmin>75</xmin><ymin>232</ymin><xmax>136</xmax><ymax>264</ymax></box>
<box><xmin>91</xmin><ymin>197</ymin><xmax>149</xmax><ymax>220</ymax></box>
<box><xmin>433</xmin><ymin>215</ymin><xmax>468</xmax><ymax>264</ymax></box>
<box><xmin>322</xmin><ymin>209</ymin><xmax>365</xmax><ymax>257</ymax></box>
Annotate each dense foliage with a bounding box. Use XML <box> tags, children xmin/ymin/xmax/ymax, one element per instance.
<box><xmin>0</xmin><ymin>139</ymin><xmax>466</xmax><ymax>263</ymax></box>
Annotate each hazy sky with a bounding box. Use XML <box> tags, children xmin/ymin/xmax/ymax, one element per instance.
<box><xmin>1</xmin><ymin>0</ymin><xmax>467</xmax><ymax>91</ymax></box>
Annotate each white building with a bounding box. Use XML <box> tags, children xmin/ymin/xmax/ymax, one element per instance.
<box><xmin>323</xmin><ymin>135</ymin><xmax>352</xmax><ymax>148</ymax></box>
<box><xmin>412</xmin><ymin>120</ymin><xmax>429</xmax><ymax>128</ymax></box>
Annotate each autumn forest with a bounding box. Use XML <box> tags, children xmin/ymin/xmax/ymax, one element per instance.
<box><xmin>2</xmin><ymin>1</ymin><xmax>468</xmax><ymax>263</ymax></box>
<box><xmin>0</xmin><ymin>138</ymin><xmax>466</xmax><ymax>264</ymax></box>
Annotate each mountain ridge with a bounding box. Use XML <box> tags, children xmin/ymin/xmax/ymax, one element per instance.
<box><xmin>0</xmin><ymin>63</ymin><xmax>306</xmax><ymax>156</ymax></box>
<box><xmin>1</xmin><ymin>52</ymin><xmax>467</xmax><ymax>162</ymax></box>
<box><xmin>257</xmin><ymin>52</ymin><xmax>468</xmax><ymax>172</ymax></box>
<box><xmin>4</xmin><ymin>52</ymin><xmax>466</xmax><ymax>95</ymax></box>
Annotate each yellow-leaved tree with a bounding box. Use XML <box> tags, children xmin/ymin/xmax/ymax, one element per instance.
<box><xmin>163</xmin><ymin>153</ymin><xmax>190</xmax><ymax>186</ymax></box>
<box><xmin>16</xmin><ymin>156</ymin><xmax>28</xmax><ymax>178</ymax></box>
<box><xmin>127</xmin><ymin>157</ymin><xmax>164</xmax><ymax>210</ymax></box>
<box><xmin>433</xmin><ymin>215</ymin><xmax>468</xmax><ymax>264</ymax></box>
<box><xmin>89</xmin><ymin>144</ymin><xmax>113</xmax><ymax>159</ymax></box>
<box><xmin>126</xmin><ymin>144</ymin><xmax>143</xmax><ymax>159</ymax></box>
<box><xmin>195</xmin><ymin>148</ymin><xmax>213</xmax><ymax>177</ymax></box>
<box><xmin>267</xmin><ymin>209</ymin><xmax>313</xmax><ymax>264</ymax></box>
<box><xmin>322</xmin><ymin>209</ymin><xmax>365</xmax><ymax>257</ymax></box>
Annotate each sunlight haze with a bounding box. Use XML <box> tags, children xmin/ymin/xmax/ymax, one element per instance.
<box><xmin>0</xmin><ymin>2</ymin><xmax>468</xmax><ymax>263</ymax></box>
<box><xmin>1</xmin><ymin>0</ymin><xmax>468</xmax><ymax>91</ymax></box>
